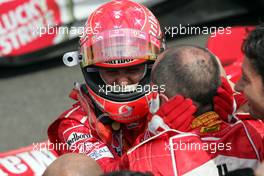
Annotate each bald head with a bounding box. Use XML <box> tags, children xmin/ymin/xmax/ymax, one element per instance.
<box><xmin>43</xmin><ymin>153</ymin><xmax>102</xmax><ymax>176</ymax></box>
<box><xmin>152</xmin><ymin>45</ymin><xmax>221</xmax><ymax>111</ymax></box>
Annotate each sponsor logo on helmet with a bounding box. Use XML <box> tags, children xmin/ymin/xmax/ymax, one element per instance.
<box><xmin>118</xmin><ymin>105</ymin><xmax>134</xmax><ymax>117</ymax></box>
<box><xmin>105</xmin><ymin>59</ymin><xmax>134</xmax><ymax>64</ymax></box>
<box><xmin>148</xmin><ymin>12</ymin><xmax>160</xmax><ymax>37</ymax></box>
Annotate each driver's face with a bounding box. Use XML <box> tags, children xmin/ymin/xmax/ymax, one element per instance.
<box><xmin>98</xmin><ymin>64</ymin><xmax>146</xmax><ymax>86</ymax></box>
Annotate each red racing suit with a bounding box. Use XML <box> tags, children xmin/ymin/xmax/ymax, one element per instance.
<box><xmin>47</xmin><ymin>87</ymin><xmax>148</xmax><ymax>172</ymax></box>
<box><xmin>124</xmin><ymin>112</ymin><xmax>264</xmax><ymax>176</ymax></box>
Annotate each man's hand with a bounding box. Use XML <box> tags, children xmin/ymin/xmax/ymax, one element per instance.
<box><xmin>214</xmin><ymin>77</ymin><xmax>250</xmax><ymax>122</ymax></box>
<box><xmin>148</xmin><ymin>95</ymin><xmax>197</xmax><ymax>134</ymax></box>
<box><xmin>214</xmin><ymin>77</ymin><xmax>235</xmax><ymax>122</ymax></box>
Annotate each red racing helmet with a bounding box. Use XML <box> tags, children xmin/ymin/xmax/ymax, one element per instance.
<box><xmin>78</xmin><ymin>0</ymin><xmax>165</xmax><ymax>123</ymax></box>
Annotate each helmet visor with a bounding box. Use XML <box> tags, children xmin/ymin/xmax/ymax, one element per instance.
<box><xmin>80</xmin><ymin>28</ymin><xmax>161</xmax><ymax>67</ymax></box>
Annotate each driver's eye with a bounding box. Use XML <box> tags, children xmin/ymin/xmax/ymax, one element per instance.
<box><xmin>106</xmin><ymin>69</ymin><xmax>118</xmax><ymax>74</ymax></box>
<box><xmin>127</xmin><ymin>68</ymin><xmax>139</xmax><ymax>73</ymax></box>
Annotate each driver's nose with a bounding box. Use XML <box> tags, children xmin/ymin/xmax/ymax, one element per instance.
<box><xmin>115</xmin><ymin>75</ymin><xmax>130</xmax><ymax>86</ymax></box>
